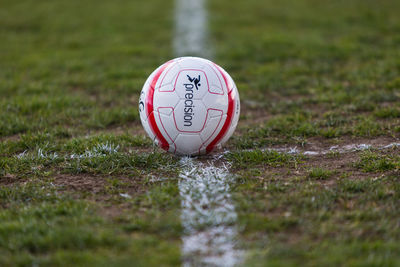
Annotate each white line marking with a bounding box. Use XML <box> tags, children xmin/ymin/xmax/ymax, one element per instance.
<box><xmin>13</xmin><ymin>141</ymin><xmax>399</xmax><ymax>161</ymax></box>
<box><xmin>174</xmin><ymin>0</ymin><xmax>240</xmax><ymax>265</ymax></box>
<box><xmin>174</xmin><ymin>0</ymin><xmax>212</xmax><ymax>58</ymax></box>
<box><xmin>272</xmin><ymin>142</ymin><xmax>400</xmax><ymax>156</ymax></box>
<box><xmin>217</xmin><ymin>142</ymin><xmax>400</xmax><ymax>158</ymax></box>
<box><xmin>179</xmin><ymin>157</ymin><xmax>242</xmax><ymax>267</ymax></box>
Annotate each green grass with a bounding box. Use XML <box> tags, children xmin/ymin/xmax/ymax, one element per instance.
<box><xmin>355</xmin><ymin>151</ymin><xmax>400</xmax><ymax>173</ymax></box>
<box><xmin>0</xmin><ymin>182</ymin><xmax>182</xmax><ymax>266</ymax></box>
<box><xmin>232</xmin><ymin>172</ymin><xmax>400</xmax><ymax>266</ymax></box>
<box><xmin>211</xmin><ymin>0</ymin><xmax>400</xmax><ymax>147</ymax></box>
<box><xmin>210</xmin><ymin>1</ymin><xmax>400</xmax><ymax>262</ymax></box>
<box><xmin>0</xmin><ymin>0</ymin><xmax>183</xmax><ymax>265</ymax></box>
<box><xmin>1</xmin><ymin>134</ymin><xmax>177</xmax><ymax>177</ymax></box>
<box><xmin>226</xmin><ymin>149</ymin><xmax>302</xmax><ymax>169</ymax></box>
<box><xmin>307</xmin><ymin>167</ymin><xmax>334</xmax><ymax>180</ymax></box>
<box><xmin>1</xmin><ymin>0</ymin><xmax>400</xmax><ymax>265</ymax></box>
<box><xmin>0</xmin><ymin>0</ymin><xmax>173</xmax><ymax>137</ymax></box>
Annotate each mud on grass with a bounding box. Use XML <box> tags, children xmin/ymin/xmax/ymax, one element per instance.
<box><xmin>227</xmin><ymin>146</ymin><xmax>400</xmax><ymax>266</ymax></box>
<box><xmin>0</xmin><ymin>133</ymin><xmax>182</xmax><ymax>266</ymax></box>
<box><xmin>0</xmin><ymin>134</ymin><xmax>183</xmax><ymax>266</ymax></box>
<box><xmin>0</xmin><ymin>179</ymin><xmax>183</xmax><ymax>266</ymax></box>
<box><xmin>212</xmin><ymin>0</ymin><xmax>400</xmax><ymax>149</ymax></box>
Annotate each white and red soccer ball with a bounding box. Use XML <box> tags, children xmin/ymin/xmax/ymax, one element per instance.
<box><xmin>139</xmin><ymin>57</ymin><xmax>240</xmax><ymax>156</ymax></box>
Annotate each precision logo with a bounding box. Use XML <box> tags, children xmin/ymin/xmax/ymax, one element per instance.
<box><xmin>183</xmin><ymin>74</ymin><xmax>201</xmax><ymax>127</ymax></box>
<box><xmin>187</xmin><ymin>74</ymin><xmax>201</xmax><ymax>90</ymax></box>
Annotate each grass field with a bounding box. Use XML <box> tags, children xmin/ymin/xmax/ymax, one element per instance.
<box><xmin>1</xmin><ymin>0</ymin><xmax>399</xmax><ymax>266</ymax></box>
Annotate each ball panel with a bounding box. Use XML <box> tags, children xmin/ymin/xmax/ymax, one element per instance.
<box><xmin>220</xmin><ymin>101</ymin><xmax>240</xmax><ymax>145</ymax></box>
<box><xmin>202</xmin><ymin>62</ymin><xmax>225</xmax><ymax>95</ymax></box>
<box><xmin>157</xmin><ymin>108</ymin><xmax>179</xmax><ymax>142</ymax></box>
<box><xmin>143</xmin><ymin>60</ymin><xmax>176</xmax><ymax>152</ymax></box>
<box><xmin>213</xmin><ymin>63</ymin><xmax>235</xmax><ymax>93</ymax></box>
<box><xmin>147</xmin><ymin>110</ymin><xmax>169</xmax><ymax>151</ymax></box>
<box><xmin>156</xmin><ymin>110</ymin><xmax>178</xmax><ymax>154</ymax></box>
<box><xmin>158</xmin><ymin>62</ymin><xmax>181</xmax><ymax>92</ymax></box>
<box><xmin>174</xmin><ymin>100</ymin><xmax>207</xmax><ymax>132</ymax></box>
<box><xmin>220</xmin><ymin>82</ymin><xmax>240</xmax><ymax>145</ymax></box>
<box><xmin>139</xmin><ymin>66</ymin><xmax>160</xmax><ymax>123</ymax></box>
<box><xmin>200</xmin><ymin>112</ymin><xmax>224</xmax><ymax>145</ymax></box>
<box><xmin>175</xmin><ymin>134</ymin><xmax>203</xmax><ymax>155</ymax></box>
<box><xmin>202</xmin><ymin>89</ymin><xmax>228</xmax><ymax>113</ymax></box>
<box><xmin>208</xmin><ymin>84</ymin><xmax>224</xmax><ymax>95</ymax></box>
<box><xmin>153</xmin><ymin>90</ymin><xmax>180</xmax><ymax>111</ymax></box>
<box><xmin>176</xmin><ymin>57</ymin><xmax>209</xmax><ymax>70</ymax></box>
<box><xmin>205</xmin><ymin>64</ymin><xmax>236</xmax><ymax>153</ymax></box>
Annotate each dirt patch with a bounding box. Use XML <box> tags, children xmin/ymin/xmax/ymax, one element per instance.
<box><xmin>266</xmin><ymin>136</ymin><xmax>399</xmax><ymax>154</ymax></box>
<box><xmin>301</xmin><ymin>152</ymin><xmax>370</xmax><ymax>181</ymax></box>
<box><xmin>305</xmin><ymin>136</ymin><xmax>398</xmax><ymax>150</ymax></box>
<box><xmin>51</xmin><ymin>174</ymin><xmax>107</xmax><ymax>194</ymax></box>
<box><xmin>0</xmin><ymin>134</ymin><xmax>21</xmax><ymax>143</ymax></box>
<box><xmin>230</xmin><ymin>148</ymin><xmax>398</xmax><ymax>191</ymax></box>
<box><xmin>97</xmin><ymin>201</ymin><xmax>133</xmax><ymax>218</ymax></box>
<box><xmin>0</xmin><ymin>173</ymin><xmax>27</xmax><ymax>186</ymax></box>
<box><xmin>49</xmin><ymin>173</ymin><xmax>150</xmax><ymax>218</ymax></box>
<box><xmin>300</xmin><ymin>148</ymin><xmax>397</xmax><ymax>183</ymax></box>
<box><xmin>51</xmin><ymin>173</ymin><xmax>145</xmax><ymax>196</ymax></box>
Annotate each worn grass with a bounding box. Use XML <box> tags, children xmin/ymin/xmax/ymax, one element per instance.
<box><xmin>210</xmin><ymin>0</ymin><xmax>400</xmax><ymax>148</ymax></box>
<box><xmin>210</xmin><ymin>0</ymin><xmax>400</xmax><ymax>265</ymax></box>
<box><xmin>1</xmin><ymin>0</ymin><xmax>400</xmax><ymax>266</ymax></box>
<box><xmin>0</xmin><ymin>0</ymin><xmax>183</xmax><ymax>266</ymax></box>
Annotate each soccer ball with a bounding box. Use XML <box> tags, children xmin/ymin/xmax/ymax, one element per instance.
<box><xmin>139</xmin><ymin>57</ymin><xmax>240</xmax><ymax>156</ymax></box>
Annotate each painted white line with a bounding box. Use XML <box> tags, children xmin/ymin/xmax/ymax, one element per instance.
<box><xmin>381</xmin><ymin>142</ymin><xmax>400</xmax><ymax>149</ymax></box>
<box><xmin>221</xmin><ymin>142</ymin><xmax>400</xmax><ymax>157</ymax></box>
<box><xmin>179</xmin><ymin>157</ymin><xmax>242</xmax><ymax>267</ymax></box>
<box><xmin>13</xmin><ymin>141</ymin><xmax>399</xmax><ymax>161</ymax></box>
<box><xmin>174</xmin><ymin>0</ymin><xmax>240</xmax><ymax>265</ymax></box>
<box><xmin>174</xmin><ymin>0</ymin><xmax>212</xmax><ymax>58</ymax></box>
<box><xmin>15</xmin><ymin>142</ymin><xmax>121</xmax><ymax>160</ymax></box>
<box><xmin>278</xmin><ymin>142</ymin><xmax>400</xmax><ymax>156</ymax></box>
